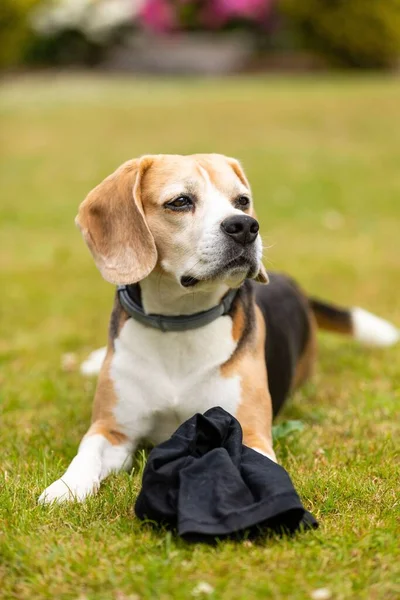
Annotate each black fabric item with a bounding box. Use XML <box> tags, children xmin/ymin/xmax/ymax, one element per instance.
<box><xmin>135</xmin><ymin>407</ymin><xmax>318</xmax><ymax>542</ymax></box>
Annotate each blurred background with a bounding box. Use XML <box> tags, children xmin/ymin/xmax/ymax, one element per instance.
<box><xmin>3</xmin><ymin>0</ymin><xmax>400</xmax><ymax>72</ymax></box>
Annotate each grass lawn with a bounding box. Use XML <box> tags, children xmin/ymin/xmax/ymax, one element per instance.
<box><xmin>0</xmin><ymin>74</ymin><xmax>399</xmax><ymax>600</ymax></box>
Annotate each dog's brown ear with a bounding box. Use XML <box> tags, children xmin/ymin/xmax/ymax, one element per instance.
<box><xmin>76</xmin><ymin>157</ymin><xmax>157</xmax><ymax>285</ymax></box>
<box><xmin>254</xmin><ymin>263</ymin><xmax>269</xmax><ymax>284</ymax></box>
<box><xmin>252</xmin><ymin>204</ymin><xmax>269</xmax><ymax>284</ymax></box>
<box><xmin>227</xmin><ymin>157</ymin><xmax>250</xmax><ymax>189</ymax></box>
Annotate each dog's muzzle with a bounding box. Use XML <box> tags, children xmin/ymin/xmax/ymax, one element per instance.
<box><xmin>220</xmin><ymin>215</ymin><xmax>259</xmax><ymax>246</ymax></box>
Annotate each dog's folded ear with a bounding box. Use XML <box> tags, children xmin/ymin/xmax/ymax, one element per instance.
<box><xmin>76</xmin><ymin>157</ymin><xmax>157</xmax><ymax>285</ymax></box>
<box><xmin>254</xmin><ymin>263</ymin><xmax>269</xmax><ymax>284</ymax></box>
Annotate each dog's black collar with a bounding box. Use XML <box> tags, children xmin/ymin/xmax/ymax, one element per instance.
<box><xmin>117</xmin><ymin>284</ymin><xmax>238</xmax><ymax>332</ymax></box>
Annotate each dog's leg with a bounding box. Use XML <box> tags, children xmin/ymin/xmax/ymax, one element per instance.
<box><xmin>249</xmin><ymin>445</ymin><xmax>276</xmax><ymax>463</ymax></box>
<box><xmin>241</xmin><ymin>427</ymin><xmax>276</xmax><ymax>463</ymax></box>
<box><xmin>38</xmin><ymin>331</ymin><xmax>137</xmax><ymax>504</ymax></box>
<box><xmin>234</xmin><ymin>306</ymin><xmax>277</xmax><ymax>463</ymax></box>
<box><xmin>235</xmin><ymin>368</ymin><xmax>277</xmax><ymax>463</ymax></box>
<box><xmin>38</xmin><ymin>424</ymin><xmax>135</xmax><ymax>504</ymax></box>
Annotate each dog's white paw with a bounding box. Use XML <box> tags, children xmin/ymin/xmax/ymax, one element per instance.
<box><xmin>80</xmin><ymin>347</ymin><xmax>107</xmax><ymax>376</ymax></box>
<box><xmin>38</xmin><ymin>476</ymin><xmax>99</xmax><ymax>504</ymax></box>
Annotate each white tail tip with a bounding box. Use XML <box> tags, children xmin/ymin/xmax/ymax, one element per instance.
<box><xmin>352</xmin><ymin>308</ymin><xmax>400</xmax><ymax>347</ymax></box>
<box><xmin>80</xmin><ymin>346</ymin><xmax>107</xmax><ymax>376</ymax></box>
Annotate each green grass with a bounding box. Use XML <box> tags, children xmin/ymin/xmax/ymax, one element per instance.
<box><xmin>1</xmin><ymin>74</ymin><xmax>399</xmax><ymax>600</ymax></box>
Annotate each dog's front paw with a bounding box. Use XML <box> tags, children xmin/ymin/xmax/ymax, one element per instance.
<box><xmin>38</xmin><ymin>476</ymin><xmax>99</xmax><ymax>504</ymax></box>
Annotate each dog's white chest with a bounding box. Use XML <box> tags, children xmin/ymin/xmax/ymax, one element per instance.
<box><xmin>110</xmin><ymin>316</ymin><xmax>240</xmax><ymax>444</ymax></box>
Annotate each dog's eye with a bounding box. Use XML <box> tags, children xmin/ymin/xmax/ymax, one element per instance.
<box><xmin>165</xmin><ymin>195</ymin><xmax>193</xmax><ymax>211</ymax></box>
<box><xmin>235</xmin><ymin>195</ymin><xmax>251</xmax><ymax>209</ymax></box>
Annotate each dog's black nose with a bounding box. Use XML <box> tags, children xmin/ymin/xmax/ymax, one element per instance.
<box><xmin>220</xmin><ymin>215</ymin><xmax>259</xmax><ymax>246</ymax></box>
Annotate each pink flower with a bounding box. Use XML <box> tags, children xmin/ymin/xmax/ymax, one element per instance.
<box><xmin>139</xmin><ymin>0</ymin><xmax>177</xmax><ymax>33</ymax></box>
<box><xmin>204</xmin><ymin>0</ymin><xmax>273</xmax><ymax>27</ymax></box>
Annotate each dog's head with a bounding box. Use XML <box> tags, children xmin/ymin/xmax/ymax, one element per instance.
<box><xmin>76</xmin><ymin>154</ymin><xmax>268</xmax><ymax>290</ymax></box>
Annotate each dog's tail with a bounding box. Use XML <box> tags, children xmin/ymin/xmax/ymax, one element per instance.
<box><xmin>309</xmin><ymin>298</ymin><xmax>399</xmax><ymax>347</ymax></box>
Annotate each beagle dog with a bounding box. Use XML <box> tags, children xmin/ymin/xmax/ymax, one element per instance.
<box><xmin>39</xmin><ymin>154</ymin><xmax>399</xmax><ymax>504</ymax></box>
